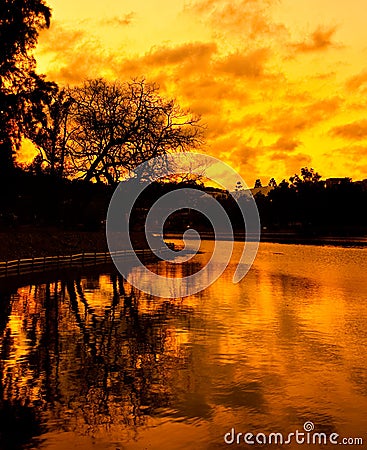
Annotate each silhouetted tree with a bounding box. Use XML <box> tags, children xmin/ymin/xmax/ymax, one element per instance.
<box><xmin>0</xmin><ymin>0</ymin><xmax>56</xmax><ymax>175</ymax></box>
<box><xmin>289</xmin><ymin>167</ymin><xmax>322</xmax><ymax>188</ymax></box>
<box><xmin>300</xmin><ymin>167</ymin><xmax>321</xmax><ymax>183</ymax></box>
<box><xmin>67</xmin><ymin>78</ymin><xmax>204</xmax><ymax>185</ymax></box>
<box><xmin>268</xmin><ymin>177</ymin><xmax>277</xmax><ymax>187</ymax></box>
<box><xmin>254</xmin><ymin>178</ymin><xmax>262</xmax><ymax>188</ymax></box>
<box><xmin>30</xmin><ymin>88</ymin><xmax>74</xmax><ymax>178</ymax></box>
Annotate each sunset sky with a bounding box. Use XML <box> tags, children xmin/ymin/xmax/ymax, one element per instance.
<box><xmin>23</xmin><ymin>0</ymin><xmax>367</xmax><ymax>186</ymax></box>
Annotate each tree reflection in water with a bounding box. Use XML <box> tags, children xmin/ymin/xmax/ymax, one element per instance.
<box><xmin>2</xmin><ymin>244</ymin><xmax>367</xmax><ymax>448</ymax></box>
<box><xmin>0</xmin><ymin>269</ymin><xmax>196</xmax><ymax>447</ymax></box>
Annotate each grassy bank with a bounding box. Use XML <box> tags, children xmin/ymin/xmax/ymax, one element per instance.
<box><xmin>0</xmin><ymin>228</ymin><xmax>109</xmax><ymax>261</ymax></box>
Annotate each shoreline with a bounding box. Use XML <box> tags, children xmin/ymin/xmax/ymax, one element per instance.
<box><xmin>0</xmin><ymin>229</ymin><xmax>366</xmax><ymax>263</ymax></box>
<box><xmin>164</xmin><ymin>232</ymin><xmax>367</xmax><ymax>248</ymax></box>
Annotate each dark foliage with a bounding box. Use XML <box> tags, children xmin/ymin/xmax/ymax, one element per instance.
<box><xmin>255</xmin><ymin>170</ymin><xmax>367</xmax><ymax>235</ymax></box>
<box><xmin>0</xmin><ymin>169</ymin><xmax>113</xmax><ymax>230</ymax></box>
<box><xmin>0</xmin><ymin>0</ymin><xmax>56</xmax><ymax>174</ymax></box>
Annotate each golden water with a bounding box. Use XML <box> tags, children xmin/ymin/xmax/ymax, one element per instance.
<box><xmin>0</xmin><ymin>242</ymin><xmax>366</xmax><ymax>449</ymax></box>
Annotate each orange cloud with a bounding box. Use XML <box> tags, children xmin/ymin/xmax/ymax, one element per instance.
<box><xmin>101</xmin><ymin>13</ymin><xmax>136</xmax><ymax>27</ymax></box>
<box><xmin>37</xmin><ymin>23</ymin><xmax>119</xmax><ymax>84</ymax></box>
<box><xmin>322</xmin><ymin>145</ymin><xmax>367</xmax><ymax>180</ymax></box>
<box><xmin>291</xmin><ymin>26</ymin><xmax>339</xmax><ymax>52</ymax></box>
<box><xmin>270</xmin><ymin>136</ymin><xmax>301</xmax><ymax>151</ymax></box>
<box><xmin>270</xmin><ymin>151</ymin><xmax>311</xmax><ymax>165</ymax></box>
<box><xmin>305</xmin><ymin>97</ymin><xmax>343</xmax><ymax>118</ymax></box>
<box><xmin>216</xmin><ymin>135</ymin><xmax>311</xmax><ymax>183</ymax></box>
<box><xmin>346</xmin><ymin>69</ymin><xmax>367</xmax><ymax>91</ymax></box>
<box><xmin>39</xmin><ymin>24</ymin><xmax>86</xmax><ymax>54</ymax></box>
<box><xmin>265</xmin><ymin>97</ymin><xmax>342</xmax><ymax>135</ymax></box>
<box><xmin>185</xmin><ymin>0</ymin><xmax>285</xmax><ymax>40</ymax></box>
<box><xmin>177</xmin><ymin>76</ymin><xmax>251</xmax><ymax>118</ymax></box>
<box><xmin>329</xmin><ymin>120</ymin><xmax>367</xmax><ymax>141</ymax></box>
<box><xmin>144</xmin><ymin>42</ymin><xmax>217</xmax><ymax>67</ymax></box>
<box><xmin>215</xmin><ymin>48</ymin><xmax>270</xmax><ymax>78</ymax></box>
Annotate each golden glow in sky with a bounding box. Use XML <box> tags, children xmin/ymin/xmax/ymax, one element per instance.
<box><xmin>29</xmin><ymin>0</ymin><xmax>367</xmax><ymax>185</ymax></box>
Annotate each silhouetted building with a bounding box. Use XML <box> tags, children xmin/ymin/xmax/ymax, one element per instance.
<box><xmin>355</xmin><ymin>179</ymin><xmax>367</xmax><ymax>191</ymax></box>
<box><xmin>325</xmin><ymin>177</ymin><xmax>352</xmax><ymax>188</ymax></box>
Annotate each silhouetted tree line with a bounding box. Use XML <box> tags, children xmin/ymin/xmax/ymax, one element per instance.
<box><xmin>253</xmin><ymin>168</ymin><xmax>367</xmax><ymax>235</ymax></box>
<box><xmin>134</xmin><ymin>169</ymin><xmax>367</xmax><ymax>236</ymax></box>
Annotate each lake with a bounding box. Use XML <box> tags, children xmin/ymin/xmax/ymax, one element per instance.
<box><xmin>0</xmin><ymin>242</ymin><xmax>366</xmax><ymax>449</ymax></box>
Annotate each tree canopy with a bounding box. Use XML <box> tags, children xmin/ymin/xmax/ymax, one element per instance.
<box><xmin>33</xmin><ymin>78</ymin><xmax>204</xmax><ymax>185</ymax></box>
<box><xmin>0</xmin><ymin>0</ymin><xmax>55</xmax><ymax>173</ymax></box>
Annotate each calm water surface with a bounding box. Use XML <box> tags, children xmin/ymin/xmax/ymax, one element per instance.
<box><xmin>0</xmin><ymin>242</ymin><xmax>366</xmax><ymax>449</ymax></box>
